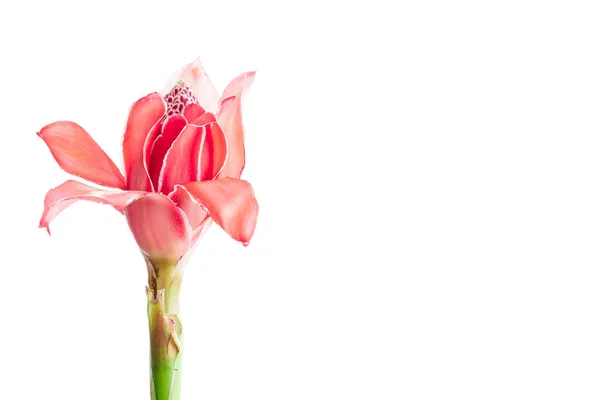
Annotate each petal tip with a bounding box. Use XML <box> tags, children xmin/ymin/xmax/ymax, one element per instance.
<box><xmin>190</xmin><ymin>57</ymin><xmax>208</xmax><ymax>76</ymax></box>
<box><xmin>39</xmin><ymin>221</ymin><xmax>51</xmax><ymax>236</ymax></box>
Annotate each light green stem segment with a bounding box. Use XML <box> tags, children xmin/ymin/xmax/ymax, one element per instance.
<box><xmin>147</xmin><ymin>261</ymin><xmax>185</xmax><ymax>400</ymax></box>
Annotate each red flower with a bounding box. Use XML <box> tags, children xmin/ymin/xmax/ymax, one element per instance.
<box><xmin>38</xmin><ymin>58</ymin><xmax>258</xmax><ymax>264</ymax></box>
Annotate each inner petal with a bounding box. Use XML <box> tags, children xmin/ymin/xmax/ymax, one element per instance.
<box><xmin>148</xmin><ymin>81</ymin><xmax>206</xmax><ymax>189</ymax></box>
<box><xmin>149</xmin><ymin>114</ymin><xmax>187</xmax><ymax>188</ymax></box>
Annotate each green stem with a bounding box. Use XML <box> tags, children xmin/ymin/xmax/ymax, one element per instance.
<box><xmin>147</xmin><ymin>259</ymin><xmax>186</xmax><ymax>400</ymax></box>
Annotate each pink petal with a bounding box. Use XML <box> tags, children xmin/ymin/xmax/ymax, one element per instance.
<box><xmin>216</xmin><ymin>71</ymin><xmax>256</xmax><ymax>179</ymax></box>
<box><xmin>141</xmin><ymin>121</ymin><xmax>164</xmax><ymax>192</ymax></box>
<box><xmin>38</xmin><ymin>122</ymin><xmax>126</xmax><ymax>189</ymax></box>
<box><xmin>123</xmin><ymin>93</ymin><xmax>166</xmax><ymax>191</ymax></box>
<box><xmin>161</xmin><ymin>58</ymin><xmax>220</xmax><ymax>113</ymax></box>
<box><xmin>148</xmin><ymin>114</ymin><xmax>187</xmax><ymax>189</ymax></box>
<box><xmin>39</xmin><ymin>180</ymin><xmax>149</xmax><ymax>232</ymax></box>
<box><xmin>183</xmin><ymin>103</ymin><xmax>205</xmax><ymax>122</ymax></box>
<box><xmin>158</xmin><ymin>113</ymin><xmax>217</xmax><ymax>195</ymax></box>
<box><xmin>124</xmin><ymin>193</ymin><xmax>192</xmax><ymax>264</ymax></box>
<box><xmin>169</xmin><ymin>185</ymin><xmax>208</xmax><ymax>230</ymax></box>
<box><xmin>199</xmin><ymin>120</ymin><xmax>228</xmax><ymax>181</ymax></box>
<box><xmin>169</xmin><ymin>186</ymin><xmax>212</xmax><ymax>245</ymax></box>
<box><xmin>178</xmin><ymin>178</ymin><xmax>258</xmax><ymax>245</ymax></box>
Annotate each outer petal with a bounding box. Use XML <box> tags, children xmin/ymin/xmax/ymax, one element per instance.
<box><xmin>216</xmin><ymin>71</ymin><xmax>255</xmax><ymax>179</ymax></box>
<box><xmin>178</xmin><ymin>178</ymin><xmax>258</xmax><ymax>245</ymax></box>
<box><xmin>169</xmin><ymin>186</ymin><xmax>212</xmax><ymax>244</ymax></box>
<box><xmin>123</xmin><ymin>93</ymin><xmax>166</xmax><ymax>191</ymax></box>
<box><xmin>200</xmin><ymin>118</ymin><xmax>228</xmax><ymax>181</ymax></box>
<box><xmin>169</xmin><ymin>185</ymin><xmax>208</xmax><ymax>231</ymax></box>
<box><xmin>38</xmin><ymin>122</ymin><xmax>126</xmax><ymax>189</ymax></box>
<box><xmin>158</xmin><ymin>113</ymin><xmax>217</xmax><ymax>195</ymax></box>
<box><xmin>161</xmin><ymin>58</ymin><xmax>219</xmax><ymax>113</ymax></box>
<box><xmin>124</xmin><ymin>193</ymin><xmax>192</xmax><ymax>264</ymax></box>
<box><xmin>148</xmin><ymin>114</ymin><xmax>187</xmax><ymax>189</ymax></box>
<box><xmin>39</xmin><ymin>180</ymin><xmax>149</xmax><ymax>233</ymax></box>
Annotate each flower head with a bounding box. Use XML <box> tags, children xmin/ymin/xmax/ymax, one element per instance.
<box><xmin>38</xmin><ymin>58</ymin><xmax>258</xmax><ymax>265</ymax></box>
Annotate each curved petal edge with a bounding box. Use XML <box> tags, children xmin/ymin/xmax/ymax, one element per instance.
<box><xmin>123</xmin><ymin>93</ymin><xmax>166</xmax><ymax>191</ymax></box>
<box><xmin>161</xmin><ymin>57</ymin><xmax>220</xmax><ymax>113</ymax></box>
<box><xmin>124</xmin><ymin>193</ymin><xmax>193</xmax><ymax>264</ymax></box>
<box><xmin>177</xmin><ymin>178</ymin><xmax>258</xmax><ymax>245</ymax></box>
<box><xmin>38</xmin><ymin>121</ymin><xmax>126</xmax><ymax>189</ymax></box>
<box><xmin>216</xmin><ymin>71</ymin><xmax>256</xmax><ymax>179</ymax></box>
<box><xmin>40</xmin><ymin>180</ymin><xmax>149</xmax><ymax>234</ymax></box>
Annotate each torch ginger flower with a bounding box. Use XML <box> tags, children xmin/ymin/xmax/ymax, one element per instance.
<box><xmin>37</xmin><ymin>58</ymin><xmax>258</xmax><ymax>400</ymax></box>
<box><xmin>38</xmin><ymin>58</ymin><xmax>258</xmax><ymax>264</ymax></box>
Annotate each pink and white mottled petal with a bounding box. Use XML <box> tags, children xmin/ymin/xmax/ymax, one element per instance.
<box><xmin>200</xmin><ymin>121</ymin><xmax>228</xmax><ymax>181</ymax></box>
<box><xmin>124</xmin><ymin>193</ymin><xmax>192</xmax><ymax>264</ymax></box>
<box><xmin>179</xmin><ymin>178</ymin><xmax>258</xmax><ymax>245</ymax></box>
<box><xmin>38</xmin><ymin>122</ymin><xmax>126</xmax><ymax>189</ymax></box>
<box><xmin>149</xmin><ymin>114</ymin><xmax>187</xmax><ymax>189</ymax></box>
<box><xmin>161</xmin><ymin>58</ymin><xmax>220</xmax><ymax>113</ymax></box>
<box><xmin>164</xmin><ymin>81</ymin><xmax>200</xmax><ymax>117</ymax></box>
<box><xmin>158</xmin><ymin>113</ymin><xmax>217</xmax><ymax>195</ymax></box>
<box><xmin>169</xmin><ymin>185</ymin><xmax>208</xmax><ymax>231</ymax></box>
<box><xmin>123</xmin><ymin>93</ymin><xmax>166</xmax><ymax>191</ymax></box>
<box><xmin>216</xmin><ymin>72</ymin><xmax>256</xmax><ymax>179</ymax></box>
<box><xmin>39</xmin><ymin>180</ymin><xmax>149</xmax><ymax>233</ymax></box>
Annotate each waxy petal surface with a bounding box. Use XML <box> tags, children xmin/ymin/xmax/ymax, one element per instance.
<box><xmin>125</xmin><ymin>193</ymin><xmax>192</xmax><ymax>264</ymax></box>
<box><xmin>38</xmin><ymin>122</ymin><xmax>126</xmax><ymax>189</ymax></box>
<box><xmin>161</xmin><ymin>58</ymin><xmax>219</xmax><ymax>113</ymax></box>
<box><xmin>148</xmin><ymin>114</ymin><xmax>187</xmax><ymax>189</ymax></box>
<box><xmin>200</xmin><ymin>121</ymin><xmax>228</xmax><ymax>181</ymax></box>
<box><xmin>169</xmin><ymin>185</ymin><xmax>208</xmax><ymax>231</ymax></box>
<box><xmin>179</xmin><ymin>178</ymin><xmax>258</xmax><ymax>245</ymax></box>
<box><xmin>183</xmin><ymin>103</ymin><xmax>205</xmax><ymax>122</ymax></box>
<box><xmin>158</xmin><ymin>113</ymin><xmax>217</xmax><ymax>195</ymax></box>
<box><xmin>169</xmin><ymin>186</ymin><xmax>212</xmax><ymax>245</ymax></box>
<box><xmin>39</xmin><ymin>180</ymin><xmax>148</xmax><ymax>232</ymax></box>
<box><xmin>123</xmin><ymin>93</ymin><xmax>166</xmax><ymax>191</ymax></box>
<box><xmin>217</xmin><ymin>72</ymin><xmax>255</xmax><ymax>178</ymax></box>
<box><xmin>142</xmin><ymin>121</ymin><xmax>164</xmax><ymax>192</ymax></box>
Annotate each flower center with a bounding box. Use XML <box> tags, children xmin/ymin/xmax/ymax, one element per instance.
<box><xmin>164</xmin><ymin>81</ymin><xmax>199</xmax><ymax>116</ymax></box>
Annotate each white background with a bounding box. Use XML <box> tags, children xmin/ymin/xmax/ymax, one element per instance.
<box><xmin>1</xmin><ymin>1</ymin><xmax>600</xmax><ymax>399</ymax></box>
